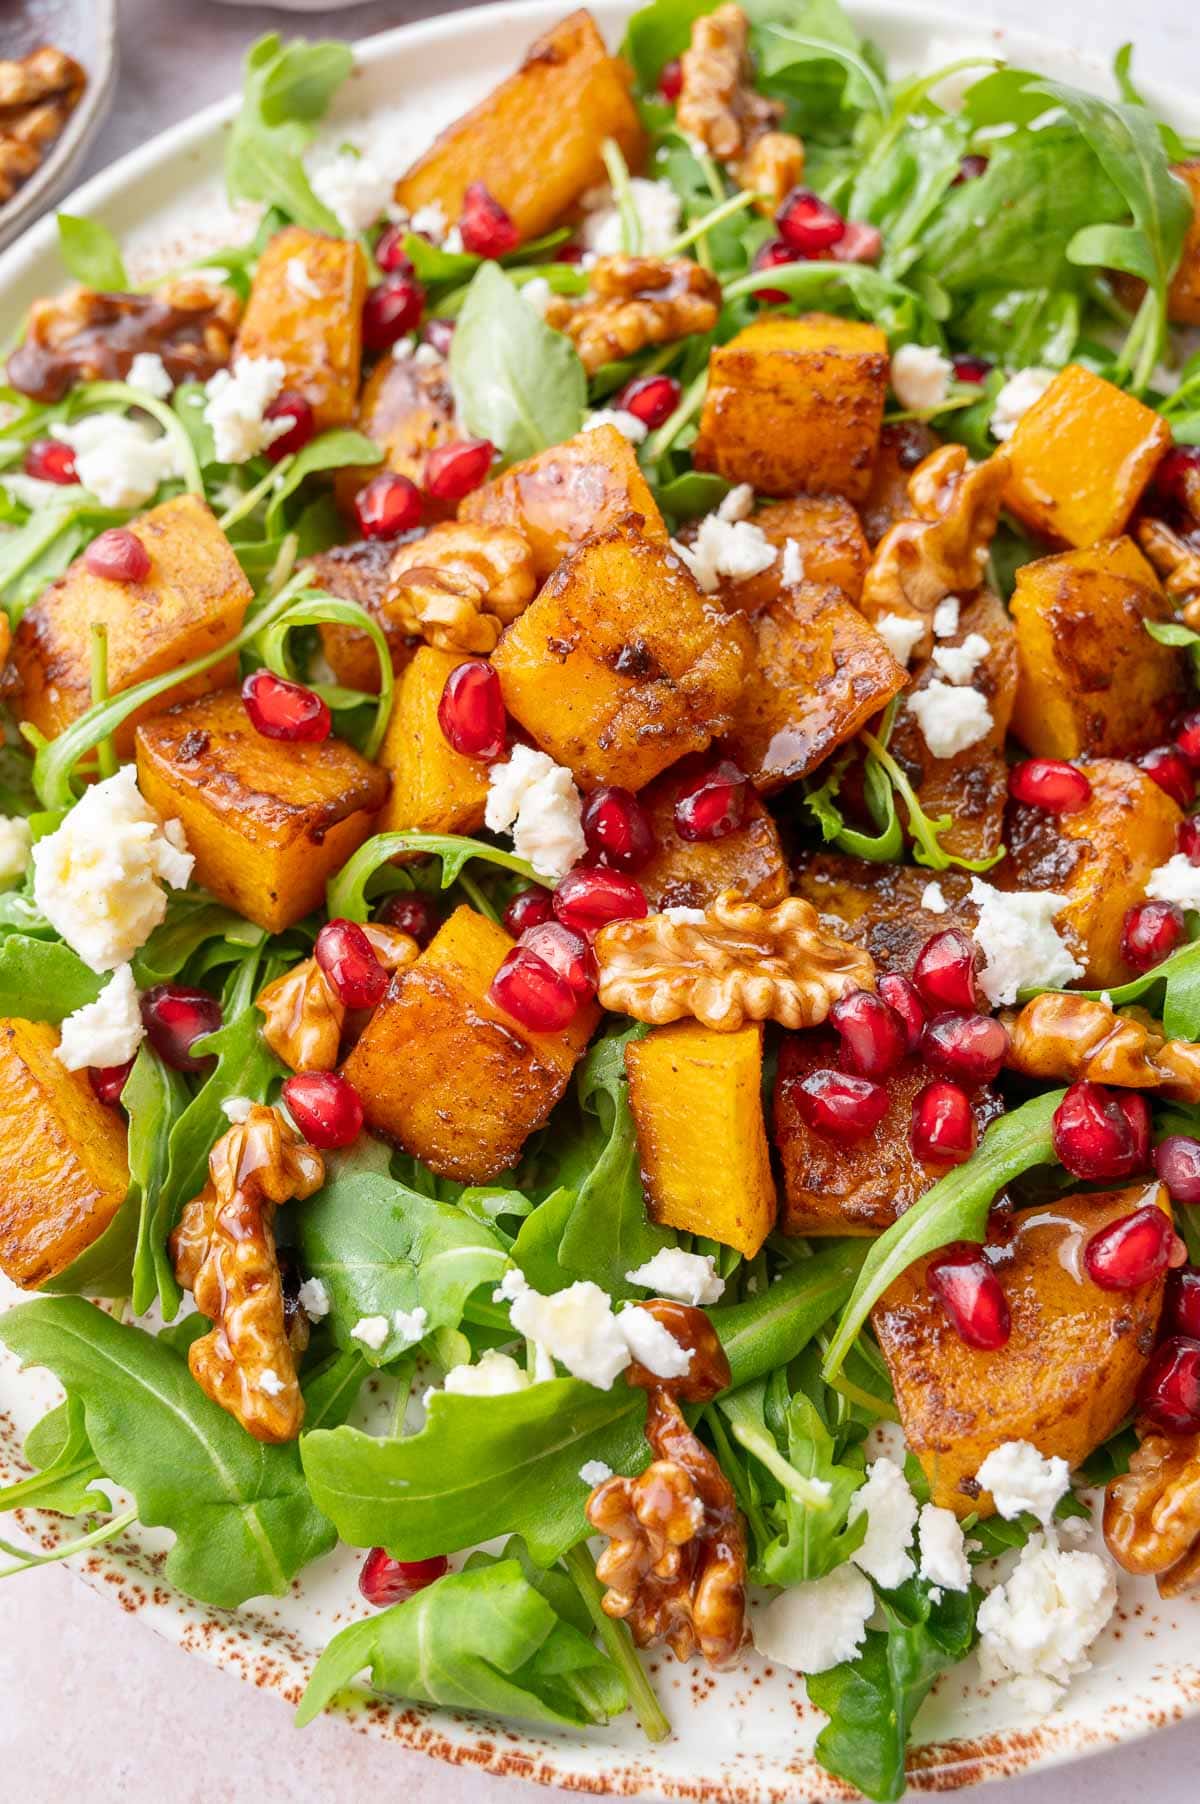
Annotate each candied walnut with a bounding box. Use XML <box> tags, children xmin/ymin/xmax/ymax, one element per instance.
<box><xmin>391</xmin><ymin>522</ymin><xmax>536</xmax><ymax>628</ymax></box>
<box><xmin>737</xmin><ymin>130</ymin><xmax>806</xmax><ymax>215</ymax></box>
<box><xmin>595</xmin><ymin>888</ymin><xmax>875</xmax><ymax>1031</ymax></box>
<box><xmin>169</xmin><ymin>1105</ymin><xmax>325</xmax><ymax>1443</ymax></box>
<box><xmin>1105</xmin><ymin>1425</ymin><xmax>1200</xmax><ymax>1596</ymax></box>
<box><xmin>587</xmin><ymin>1301</ymin><xmax>747</xmax><ymax>1666</ymax></box>
<box><xmin>1005</xmin><ymin>991</ymin><xmax>1200</xmax><ymax>1103</ymax></box>
<box><xmin>676</xmin><ymin>4</ymin><xmax>802</xmax><ymax>212</ymax></box>
<box><xmin>256</xmin><ymin>926</ymin><xmax>420</xmax><ymax>1072</ymax></box>
<box><xmin>384</xmin><ymin>567</ymin><xmax>502</xmax><ymax>655</ymax></box>
<box><xmin>1137</xmin><ymin>516</ymin><xmax>1200</xmax><ymax>619</ymax></box>
<box><xmin>543</xmin><ymin>257</ymin><xmax>721</xmax><ymax>375</ymax></box>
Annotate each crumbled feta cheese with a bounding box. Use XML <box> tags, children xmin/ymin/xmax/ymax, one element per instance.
<box><xmin>990</xmin><ymin>367</ymin><xmax>1055</xmax><ymax>442</ymax></box>
<box><xmin>780</xmin><ymin>538</ymin><xmax>804</xmax><ymax>587</ymax></box>
<box><xmin>672</xmin><ymin>514</ymin><xmax>777</xmax><ymax>594</ymax></box>
<box><xmin>391</xmin><ymin>334</ymin><xmax>418</xmax><ymax>361</ymax></box>
<box><xmin>969</xmin><ymin>880</ymin><xmax>1083</xmax><ymax>1007</ymax></box>
<box><xmin>310</xmin><ymin>149</ymin><xmax>393</xmax><ymax>235</ymax></box>
<box><xmin>221</xmin><ymin>1096</ymin><xmax>254</xmax><ymax>1123</ymax></box>
<box><xmin>443</xmin><ymin>1349</ymin><xmax>532</xmax><ymax>1397</ymax></box>
<box><xmin>625</xmin><ymin>1248</ymin><xmax>725</xmax><ymax>1306</ymax></box>
<box><xmin>580</xmin><ymin>1459</ymin><xmax>613</xmax><ymax>1486</ymax></box>
<box><xmin>126</xmin><ymin>351</ymin><xmax>174</xmax><ymax>399</ymax></box>
<box><xmin>259</xmin><ymin>1367</ymin><xmax>286</xmax><ymax>1397</ymax></box>
<box><xmin>32</xmin><ymin>767</ymin><xmax>193</xmax><ymax>973</ymax></box>
<box><xmin>918</xmin><ymin>1503</ymin><xmax>971</xmax><ymax>1592</ymax></box>
<box><xmin>409</xmin><ymin>202</ymin><xmax>448</xmax><ymax>240</ymax></box>
<box><xmin>509</xmin><ymin>1280</ymin><xmax>631</xmax><ymax>1389</ymax></box>
<box><xmin>350</xmin><ymin>1314</ymin><xmax>391</xmax><ymax>1351</ymax></box>
<box><xmin>753</xmin><ymin>1562</ymin><xmax>876</xmax><ymax>1674</ymax></box>
<box><xmin>298</xmin><ymin>1277</ymin><xmax>331</xmax><ymax>1320</ymax></box>
<box><xmin>874</xmin><ymin>613</ymin><xmax>925</xmax><ymax>666</ymax></box>
<box><xmin>1146</xmin><ymin>854</ymin><xmax>1200</xmax><ymax>913</ymax></box>
<box><xmin>976</xmin><ymin>1533</ymin><xmax>1117</xmax><ymax>1713</ymax></box>
<box><xmin>891</xmin><ymin>343</ymin><xmax>954</xmax><ymax>415</ymax></box>
<box><xmin>393</xmin><ymin>1305</ymin><xmax>428</xmax><ymax>1346</ymax></box>
<box><xmin>921</xmin><ymin>880</ymin><xmax>948</xmax><ymax>915</ymax></box>
<box><xmin>582</xmin><ymin>407</ymin><xmax>647</xmax><ymax>444</ymax></box>
<box><xmin>932</xmin><ymin>632</ymin><xmax>991</xmax><ymax>686</ymax></box>
<box><xmin>493</xmin><ymin>1265</ymin><xmax>530</xmax><ymax>1304</ymax></box>
<box><xmin>50</xmin><ymin>413</ymin><xmax>182</xmax><ymax>509</ymax></box>
<box><xmin>484</xmin><ymin>744</ymin><xmax>586</xmax><ymax>882</ymax></box>
<box><xmin>581</xmin><ymin>178</ymin><xmax>681</xmax><ymax>256</ymax></box>
<box><xmin>521</xmin><ymin>276</ymin><xmax>553</xmax><ymax>317</ymax></box>
<box><xmin>55</xmin><ymin>963</ymin><xmax>145</xmax><ymax>1071</ymax></box>
<box><xmin>442</xmin><ymin>226</ymin><xmax>465</xmax><ymax>255</ymax></box>
<box><xmin>847</xmin><ymin>1456</ymin><xmax>919</xmax><ymax>1589</ymax></box>
<box><xmin>717</xmin><ymin>483</ymin><xmax>755</xmax><ymax>523</ymax></box>
<box><xmin>0</xmin><ymin>815</ymin><xmax>32</xmax><ymax>885</ymax></box>
<box><xmin>907</xmin><ymin>680</ymin><xmax>994</xmax><ymax>758</ymax></box>
<box><xmin>618</xmin><ymin>1304</ymin><xmax>693</xmax><ymax>1379</ymax></box>
<box><xmin>932</xmin><ymin>597</ymin><xmax>961</xmax><ymax>638</ymax></box>
<box><xmin>977</xmin><ymin>1441</ymin><xmax>1071</xmax><ymax>1525</ymax></box>
<box><xmin>203</xmin><ymin>357</ymin><xmax>289</xmax><ymax>464</ymax></box>
<box><xmin>285</xmin><ymin>255</ymin><xmax>323</xmax><ymax>301</ymax></box>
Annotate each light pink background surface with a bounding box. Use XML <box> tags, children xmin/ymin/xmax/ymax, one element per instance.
<box><xmin>2</xmin><ymin>2</ymin><xmax>1199</xmax><ymax>1799</ymax></box>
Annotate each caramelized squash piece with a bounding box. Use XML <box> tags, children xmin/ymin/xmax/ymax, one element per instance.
<box><xmin>309</xmin><ymin>538</ymin><xmax>416</xmax><ymax>693</ymax></box>
<box><xmin>693</xmin><ymin>313</ymin><xmax>888</xmax><ymax>501</ymax></box>
<box><xmin>722</xmin><ymin>494</ymin><xmax>870</xmax><ymax>610</ymax></box>
<box><xmin>636</xmin><ymin>757</ymin><xmax>788</xmax><ymax>911</ymax></box>
<box><xmin>492</xmin><ymin>524</ymin><xmax>747</xmax><ymax>790</ymax></box>
<box><xmin>334</xmin><ymin>348</ymin><xmax>458</xmax><ymax>519</ymax></box>
<box><xmin>860</xmin><ymin>421</ymin><xmax>938</xmax><ymax>546</ymax></box>
<box><xmin>0</xmin><ymin>1018</ymin><xmax>129</xmax><ymax>1289</ymax></box>
<box><xmin>377</xmin><ymin>646</ymin><xmax>490</xmax><ymax>836</ymax></box>
<box><xmin>1004</xmin><ymin>365</ymin><xmax>1170</xmax><ymax>549</ymax></box>
<box><xmin>1010</xmin><ymin>536</ymin><xmax>1188</xmax><ymax>760</ymax></box>
<box><xmin>1167</xmin><ymin>160</ymin><xmax>1200</xmax><ymax>324</ymax></box>
<box><xmin>791</xmin><ymin>854</ymin><xmax>978</xmax><ymax>975</ymax></box>
<box><xmin>234</xmin><ymin>225</ymin><xmax>367</xmax><ymax>430</ymax></box>
<box><xmin>136</xmin><ymin>689</ymin><xmax>388</xmax><ymax>933</ymax></box>
<box><xmin>12</xmin><ymin>493</ymin><xmax>250</xmax><ymax>756</ymax></box>
<box><xmin>395</xmin><ymin>10</ymin><xmax>643</xmax><ymax>241</ymax></box>
<box><xmin>342</xmin><ymin>906</ymin><xmax>598</xmax><ymax>1182</ymax></box>
<box><xmin>874</xmin><ymin>1182</ymin><xmax>1171</xmax><ymax>1516</ymax></box>
<box><xmin>626</xmin><ymin>1021</ymin><xmax>775</xmax><ymax>1257</ymax></box>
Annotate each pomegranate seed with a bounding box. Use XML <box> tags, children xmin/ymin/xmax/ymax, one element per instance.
<box><xmin>520</xmin><ymin>920</ymin><xmax>596</xmax><ymax>998</ymax></box>
<box><xmin>362</xmin><ymin>274</ymin><xmax>425</xmax><ymax>351</ymax></box>
<box><xmin>1155</xmin><ymin>1134</ymin><xmax>1200</xmax><ymax>1204</ymax></box>
<box><xmin>553</xmin><ymin>866</ymin><xmax>648</xmax><ymax>935</ymax></box>
<box><xmin>242</xmin><ymin>669</ymin><xmax>331</xmax><ymax>743</ymax></box>
<box><xmin>658</xmin><ymin>57</ymin><xmax>683</xmax><ymax>102</ymax></box>
<box><xmin>282</xmin><ymin>1071</ymin><xmax>364</xmax><ymax>1149</ymax></box>
<box><xmin>1175</xmin><ymin>711</ymin><xmax>1200</xmax><ymax>766</ymax></box>
<box><xmin>315</xmin><ymin>918</ymin><xmax>389</xmax><ymax>1010</ymax></box>
<box><xmin>792</xmin><ymin>1068</ymin><xmax>888</xmax><ymax>1139</ymax></box>
<box><xmin>1164</xmin><ymin>1266</ymin><xmax>1200</xmax><ymax>1339</ymax></box>
<box><xmin>674</xmin><ymin>760</ymin><xmax>750</xmax><ymax>842</ymax></box>
<box><xmin>263</xmin><ymin>391</ymin><xmax>315</xmax><ymax>462</ymax></box>
<box><xmin>923</xmin><ymin>1010</ymin><xmax>1010</xmax><ymax>1083</ymax></box>
<box><xmin>1139</xmin><ymin>745</ymin><xmax>1195</xmax><ymax>809</ymax></box>
<box><xmin>459</xmin><ymin>182</ymin><xmax>519</xmax><ymax>258</ymax></box>
<box><xmin>1084</xmin><ymin>1205</ymin><xmax>1176</xmax><ymax>1291</ymax></box>
<box><xmin>776</xmin><ymin>187</ymin><xmax>846</xmax><ymax>255</ymax></box>
<box><xmin>927</xmin><ymin>1243</ymin><xmax>1010</xmax><ymax>1350</ymax></box>
<box><xmin>615</xmin><ymin>373</ymin><xmax>681</xmax><ymax>430</ymax></box>
<box><xmin>23</xmin><ymin>438</ymin><xmax>76</xmax><ymax>483</ymax></box>
<box><xmin>503</xmin><ymin>887</ymin><xmax>554</xmax><ymax>935</ymax></box>
<box><xmin>1052</xmin><ymin>1082</ymin><xmax>1151</xmax><ymax>1180</ymax></box>
<box><xmin>421</xmin><ymin>317</ymin><xmax>456</xmax><ymax>357</ymax></box>
<box><xmin>829</xmin><ymin>987</ymin><xmax>907</xmax><ymax>1079</ymax></box>
<box><xmin>140</xmin><ymin>984</ymin><xmax>221</xmax><ymax>1073</ymax></box>
<box><xmin>913</xmin><ymin>928</ymin><xmax>981</xmax><ymax>1012</ymax></box>
<box><xmin>952</xmin><ymin>353</ymin><xmax>993</xmax><ymax>384</ymax></box>
<box><xmin>911</xmin><ymin>1080</ymin><xmax>977</xmax><ymax>1165</ymax></box>
<box><xmin>359</xmin><ymin>1547</ymin><xmax>448</xmax><ymax>1608</ymax></box>
<box><xmin>1138</xmin><ymin>1336</ymin><xmax>1200</xmax><ymax>1433</ymax></box>
<box><xmin>581</xmin><ymin>786</ymin><xmax>655</xmax><ymax>872</ymax></box>
<box><xmin>425</xmin><ymin>439</ymin><xmax>495</xmax><ymax>502</ymax></box>
<box><xmin>1121</xmin><ymin>898</ymin><xmax>1185</xmax><ymax>971</ymax></box>
<box><xmin>555</xmin><ymin>241</ymin><xmax>587</xmax><ymax>264</ymax></box>
<box><xmin>878</xmin><ymin>973</ymin><xmax>926</xmax><ymax>1051</ymax></box>
<box><xmin>952</xmin><ymin>153</ymin><xmax>990</xmax><ymax>186</ymax></box>
<box><xmin>1007</xmin><ymin>758</ymin><xmax>1092</xmax><ymax>814</ymax></box>
<box><xmin>1153</xmin><ymin>444</ymin><xmax>1200</xmax><ymax>518</ymax></box>
<box><xmin>489</xmin><ymin>946</ymin><xmax>577</xmax><ymax>1031</ymax></box>
<box><xmin>84</xmin><ymin>527</ymin><xmax>150</xmax><ymax>583</ymax></box>
<box><xmin>829</xmin><ymin>221</ymin><xmax>883</xmax><ymax>264</ymax></box>
<box><xmin>751</xmin><ymin>237</ymin><xmax>796</xmax><ymax>304</ymax></box>
<box><xmin>89</xmin><ymin>1059</ymin><xmax>134</xmax><ymax>1107</ymax></box>
<box><xmin>1179</xmin><ymin>817</ymin><xmax>1200</xmax><ymax>863</ymax></box>
<box><xmin>375</xmin><ymin>891</ymin><xmax>440</xmax><ymax>946</ymax></box>
<box><xmin>354</xmin><ymin>472</ymin><xmax>423</xmax><ymax>539</ymax></box>
<box><xmin>436</xmin><ymin>659</ymin><xmax>506</xmax><ymax>760</ymax></box>
<box><xmin>375</xmin><ymin>222</ymin><xmax>414</xmax><ymax>274</ymax></box>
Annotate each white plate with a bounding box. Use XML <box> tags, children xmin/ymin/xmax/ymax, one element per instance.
<box><xmin>1</xmin><ymin>3</ymin><xmax>1198</xmax><ymax>1796</ymax></box>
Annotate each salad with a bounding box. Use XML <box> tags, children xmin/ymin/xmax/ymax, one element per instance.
<box><xmin>1</xmin><ymin>2</ymin><xmax>1200</xmax><ymax>1796</ymax></box>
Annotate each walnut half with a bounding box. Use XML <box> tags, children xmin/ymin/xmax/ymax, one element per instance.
<box><xmin>1005</xmin><ymin>992</ymin><xmax>1200</xmax><ymax>1103</ymax></box>
<box><xmin>543</xmin><ymin>257</ymin><xmax>721</xmax><ymax>376</ymax></box>
<box><xmin>676</xmin><ymin>5</ymin><xmax>804</xmax><ymax>212</ymax></box>
<box><xmin>256</xmin><ymin>926</ymin><xmax>419</xmax><ymax>1073</ymax></box>
<box><xmin>595</xmin><ymin>889</ymin><xmax>876</xmax><ymax>1031</ymax></box>
<box><xmin>1105</xmin><ymin>1425</ymin><xmax>1200</xmax><ymax>1596</ymax></box>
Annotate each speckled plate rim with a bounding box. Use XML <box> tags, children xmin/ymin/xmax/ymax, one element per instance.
<box><xmin>1</xmin><ymin>2</ymin><xmax>1199</xmax><ymax>1797</ymax></box>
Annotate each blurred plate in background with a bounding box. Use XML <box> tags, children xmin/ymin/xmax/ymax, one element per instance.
<box><xmin>0</xmin><ymin>0</ymin><xmax>117</xmax><ymax>252</ymax></box>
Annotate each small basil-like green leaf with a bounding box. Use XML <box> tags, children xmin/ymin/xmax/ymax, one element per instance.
<box><xmin>56</xmin><ymin>215</ymin><xmax>128</xmax><ymax>291</ymax></box>
<box><xmin>449</xmin><ymin>262</ymin><xmax>586</xmax><ymax>467</ymax></box>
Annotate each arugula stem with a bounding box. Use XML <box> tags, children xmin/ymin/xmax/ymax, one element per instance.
<box><xmin>600</xmin><ymin>138</ymin><xmax>642</xmax><ymax>256</ymax></box>
<box><xmin>456</xmin><ymin>869</ymin><xmax>500</xmax><ymax>923</ymax></box>
<box><xmin>562</xmin><ymin>1543</ymin><xmax>670</xmax><ymax>1743</ymax></box>
<box><xmin>89</xmin><ymin>624</ymin><xmax>118</xmax><ymax>780</ymax></box>
<box><xmin>219</xmin><ymin>460</ymin><xmax>288</xmax><ymax>533</ymax></box>
<box><xmin>861</xmin><ymin>729</ymin><xmax>1004</xmax><ymax>874</ymax></box>
<box><xmin>0</xmin><ymin>1505</ymin><xmax>138</xmax><ymax>1579</ymax></box>
<box><xmin>666</xmin><ymin>190</ymin><xmax>759</xmax><ymax>260</ymax></box>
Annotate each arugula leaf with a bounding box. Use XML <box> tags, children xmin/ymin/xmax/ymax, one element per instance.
<box><xmin>133</xmin><ymin>898</ymin><xmax>263</xmax><ymax>988</ymax></box>
<box><xmin>0</xmin><ymin>1299</ymin><xmax>335</xmax><ymax>1607</ymax></box>
<box><xmin>0</xmin><ymin>935</ymin><xmax>103</xmax><ymax>1018</ymax></box>
<box><xmin>0</xmin><ymin>1395</ymin><xmax>108</xmax><ymax>1517</ymax></box>
<box><xmin>253</xmin><ymin>590</ymin><xmax>394</xmax><ymax>760</ymax></box>
<box><xmin>449</xmin><ymin>263</ymin><xmax>587</xmax><ymax>467</ymax></box>
<box><xmin>622</xmin><ymin>0</ymin><xmax>715</xmax><ymax>89</ymax></box>
<box><xmin>728</xmin><ymin>1385</ymin><xmax>867</xmax><ymax>1583</ymax></box>
<box><xmin>1065</xmin><ymin>932</ymin><xmax>1200</xmax><ymax>1039</ymax></box>
<box><xmin>755</xmin><ymin>6</ymin><xmax>888</xmax><ymax>126</ymax></box>
<box><xmin>327</xmin><ymin>831</ymin><xmax>537</xmax><ymax>920</ymax></box>
<box><xmin>225</xmin><ymin>34</ymin><xmax>352</xmax><ymax>234</ymax></box>
<box><xmin>262</xmin><ymin>430</ymin><xmax>383</xmax><ymax>535</ymax></box>
<box><xmin>56</xmin><ymin>215</ymin><xmax>128</xmax><ymax>291</ymax></box>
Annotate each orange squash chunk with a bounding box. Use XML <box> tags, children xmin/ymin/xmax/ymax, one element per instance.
<box><xmin>721</xmin><ymin>494</ymin><xmax>870</xmax><ymax>610</ymax></box>
<box><xmin>334</xmin><ymin>348</ymin><xmax>458</xmax><ymax>520</ymax></box>
<box><xmin>377</xmin><ymin>646</ymin><xmax>490</xmax><ymax>837</ymax></box>
<box><xmin>235</xmin><ymin>225</ymin><xmax>367</xmax><ymax>430</ymax></box>
<box><xmin>791</xmin><ymin>854</ymin><xmax>978</xmax><ymax>976</ymax></box>
<box><xmin>636</xmin><ymin>757</ymin><xmax>788</xmax><ymax>911</ymax></box>
<box><xmin>860</xmin><ymin>421</ymin><xmax>939</xmax><ymax>545</ymax></box>
<box><xmin>308</xmin><ymin>539</ymin><xmax>416</xmax><ymax>693</ymax></box>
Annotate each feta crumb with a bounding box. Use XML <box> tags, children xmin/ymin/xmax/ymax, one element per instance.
<box><xmin>932</xmin><ymin>632</ymin><xmax>991</xmax><ymax>686</ymax></box>
<box><xmin>443</xmin><ymin>1349</ymin><xmax>532</xmax><ymax>1397</ymax></box>
<box><xmin>580</xmin><ymin>1459</ymin><xmax>613</xmax><ymax>1486</ymax></box>
<box><xmin>921</xmin><ymin>880</ymin><xmax>948</xmax><ymax>915</ymax></box>
<box><xmin>32</xmin><ymin>767</ymin><xmax>194</xmax><ymax>973</ymax></box>
<box><xmin>906</xmin><ymin>680</ymin><xmax>994</xmax><ymax>758</ymax></box>
<box><xmin>1146</xmin><ymin>853</ymin><xmax>1200</xmax><ymax>913</ymax></box>
<box><xmin>976</xmin><ymin>1533</ymin><xmax>1116</xmax><ymax>1713</ymax></box>
<box><xmin>874</xmin><ymin>613</ymin><xmax>925</xmax><ymax>667</ymax></box>
<box><xmin>717</xmin><ymin>483</ymin><xmax>755</xmax><ymax>522</ymax></box>
<box><xmin>781</xmin><ymin>538</ymin><xmax>804</xmax><ymax>587</ymax></box>
<box><xmin>390</xmin><ymin>334</ymin><xmax>418</xmax><ymax>361</ymax></box>
<box><xmin>753</xmin><ymin>1562</ymin><xmax>876</xmax><ymax>1674</ymax></box>
<box><xmin>50</xmin><ymin>413</ymin><xmax>182</xmax><ymax>509</ymax></box>
<box><xmin>203</xmin><ymin>357</ymin><xmax>289</xmax><ymax>464</ymax></box>
<box><xmin>510</xmin><ymin>1280</ymin><xmax>631</xmax><ymax>1389</ymax></box>
<box><xmin>891</xmin><ymin>343</ymin><xmax>954</xmax><ymax>415</ymax></box>
<box><xmin>990</xmin><ymin>367</ymin><xmax>1055</xmax><ymax>442</ymax></box>
<box><xmin>977</xmin><ymin>1440</ymin><xmax>1071</xmax><ymax>1525</ymax></box>
<box><xmin>521</xmin><ymin>276</ymin><xmax>553</xmax><ymax>317</ymax></box>
<box><xmin>625</xmin><ymin>1248</ymin><xmax>725</xmax><ymax>1306</ymax></box>
<box><xmin>618</xmin><ymin>1304</ymin><xmax>693</xmax><ymax>1379</ymax></box>
<box><xmin>259</xmin><ymin>1367</ymin><xmax>285</xmax><ymax>1397</ymax></box>
<box><xmin>969</xmin><ymin>879</ymin><xmax>1083</xmax><ymax>1006</ymax></box>
<box><xmin>126</xmin><ymin>351</ymin><xmax>174</xmax><ymax>399</ymax></box>
<box><xmin>298</xmin><ymin>1277</ymin><xmax>331</xmax><ymax>1320</ymax></box>
<box><xmin>410</xmin><ymin>201</ymin><xmax>448</xmax><ymax>240</ymax></box>
<box><xmin>442</xmin><ymin>226</ymin><xmax>465</xmax><ymax>255</ymax></box>
<box><xmin>672</xmin><ymin>514</ymin><xmax>777</xmax><ymax>594</ymax></box>
<box><xmin>918</xmin><ymin>1503</ymin><xmax>971</xmax><ymax>1592</ymax></box>
<box><xmin>493</xmin><ymin>1265</ymin><xmax>530</xmax><ymax>1304</ymax></box>
<box><xmin>350</xmin><ymin>1314</ymin><xmax>391</xmax><ymax>1352</ymax></box>
<box><xmin>285</xmin><ymin>255</ymin><xmax>323</xmax><ymax>301</ymax></box>
<box><xmin>221</xmin><ymin>1096</ymin><xmax>254</xmax><ymax>1124</ymax></box>
<box><xmin>847</xmin><ymin>1456</ymin><xmax>919</xmax><ymax>1589</ymax></box>
<box><xmin>393</xmin><ymin>1305</ymin><xmax>428</xmax><ymax>1346</ymax></box>
<box><xmin>310</xmin><ymin>150</ymin><xmax>393</xmax><ymax>235</ymax></box>
<box><xmin>55</xmin><ymin>963</ymin><xmax>145</xmax><ymax>1071</ymax></box>
<box><xmin>484</xmin><ymin>744</ymin><xmax>586</xmax><ymax>883</ymax></box>
<box><xmin>582</xmin><ymin>407</ymin><xmax>648</xmax><ymax>444</ymax></box>
<box><xmin>0</xmin><ymin>815</ymin><xmax>32</xmax><ymax>885</ymax></box>
<box><xmin>932</xmin><ymin>597</ymin><xmax>961</xmax><ymax>638</ymax></box>
<box><xmin>581</xmin><ymin>177</ymin><xmax>681</xmax><ymax>256</ymax></box>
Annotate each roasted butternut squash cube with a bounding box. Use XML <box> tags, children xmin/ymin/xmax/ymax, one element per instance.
<box><xmin>308</xmin><ymin>539</ymin><xmax>416</xmax><ymax>693</ymax></box>
<box><xmin>13</xmin><ymin>494</ymin><xmax>250</xmax><ymax>756</ymax></box>
<box><xmin>135</xmin><ymin>689</ymin><xmax>388</xmax><ymax>933</ymax></box>
<box><xmin>874</xmin><ymin>1182</ymin><xmax>1171</xmax><ymax>1516</ymax></box>
<box><xmin>492</xmin><ymin>525</ymin><xmax>747</xmax><ymax>790</ymax></box>
<box><xmin>1168</xmin><ymin>161</ymin><xmax>1200</xmax><ymax>324</ymax></box>
<box><xmin>0</xmin><ymin>1018</ymin><xmax>129</xmax><ymax>1289</ymax></box>
<box><xmin>1000</xmin><ymin>758</ymin><xmax>1182</xmax><ymax>986</ymax></box>
<box><xmin>395</xmin><ymin>10</ymin><xmax>643</xmax><ymax>242</ymax></box>
<box><xmin>774</xmin><ymin>1032</ymin><xmax>1001</xmax><ymax>1236</ymax></box>
<box><xmin>721</xmin><ymin>495</ymin><xmax>870</xmax><ymax>611</ymax></box>
<box><xmin>334</xmin><ymin>348</ymin><xmax>459</xmax><ymax>520</ymax></box>
<box><xmin>626</xmin><ymin>1021</ymin><xmax>775</xmax><ymax>1257</ymax></box>
<box><xmin>342</xmin><ymin>905</ymin><xmax>598</xmax><ymax>1182</ymax></box>
<box><xmin>791</xmin><ymin>854</ymin><xmax>978</xmax><ymax>975</ymax></box>
<box><xmin>377</xmin><ymin>646</ymin><xmax>490</xmax><ymax>837</ymax></box>
<box><xmin>1003</xmin><ymin>365</ymin><xmax>1170</xmax><ymax>549</ymax></box>
<box><xmin>636</xmin><ymin>757</ymin><xmax>788</xmax><ymax>911</ymax></box>
<box><xmin>724</xmin><ymin>583</ymin><xmax>905</xmax><ymax>793</ymax></box>
<box><xmin>235</xmin><ymin>226</ymin><xmax>367</xmax><ymax>431</ymax></box>
<box><xmin>459</xmin><ymin>424</ymin><xmax>667</xmax><ymax>580</ymax></box>
<box><xmin>860</xmin><ymin>421</ymin><xmax>938</xmax><ymax>545</ymax></box>
<box><xmin>1010</xmin><ymin>536</ymin><xmax>1188</xmax><ymax>760</ymax></box>
<box><xmin>693</xmin><ymin>314</ymin><xmax>888</xmax><ymax>501</ymax></box>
